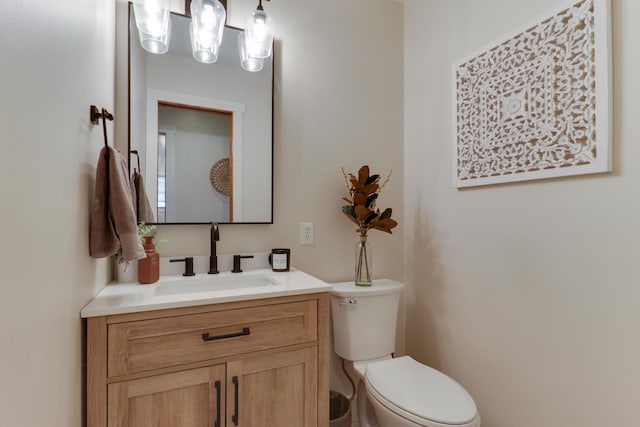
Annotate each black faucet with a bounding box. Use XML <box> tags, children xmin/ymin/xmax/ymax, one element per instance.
<box><xmin>208</xmin><ymin>222</ymin><xmax>220</xmax><ymax>274</ymax></box>
<box><xmin>231</xmin><ymin>254</ymin><xmax>254</xmax><ymax>273</ymax></box>
<box><xmin>170</xmin><ymin>257</ymin><xmax>195</xmax><ymax>276</ymax></box>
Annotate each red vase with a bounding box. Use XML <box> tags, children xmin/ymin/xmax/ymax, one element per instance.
<box><xmin>138</xmin><ymin>235</ymin><xmax>159</xmax><ymax>284</ymax></box>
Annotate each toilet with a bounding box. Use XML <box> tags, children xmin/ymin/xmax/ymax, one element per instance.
<box><xmin>330</xmin><ymin>279</ymin><xmax>481</xmax><ymax>427</ymax></box>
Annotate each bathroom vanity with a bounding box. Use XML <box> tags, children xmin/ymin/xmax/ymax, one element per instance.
<box><xmin>82</xmin><ymin>269</ymin><xmax>331</xmax><ymax>427</ymax></box>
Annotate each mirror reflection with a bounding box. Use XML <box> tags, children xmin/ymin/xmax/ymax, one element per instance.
<box><xmin>128</xmin><ymin>5</ymin><xmax>273</xmax><ymax>224</ymax></box>
<box><xmin>157</xmin><ymin>104</ymin><xmax>232</xmax><ymax>222</ymax></box>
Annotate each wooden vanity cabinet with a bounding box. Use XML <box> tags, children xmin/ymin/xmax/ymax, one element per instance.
<box><xmin>87</xmin><ymin>293</ymin><xmax>329</xmax><ymax>427</ymax></box>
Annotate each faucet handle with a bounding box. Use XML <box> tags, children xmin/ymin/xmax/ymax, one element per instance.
<box><xmin>208</xmin><ymin>257</ymin><xmax>219</xmax><ymax>275</ymax></box>
<box><xmin>170</xmin><ymin>257</ymin><xmax>195</xmax><ymax>276</ymax></box>
<box><xmin>231</xmin><ymin>254</ymin><xmax>254</xmax><ymax>273</ymax></box>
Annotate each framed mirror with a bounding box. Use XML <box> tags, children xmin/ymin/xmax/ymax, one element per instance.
<box><xmin>128</xmin><ymin>4</ymin><xmax>273</xmax><ymax>224</ymax></box>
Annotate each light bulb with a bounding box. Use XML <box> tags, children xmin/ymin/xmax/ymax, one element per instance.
<box><xmin>244</xmin><ymin>7</ymin><xmax>273</xmax><ymax>59</ymax></box>
<box><xmin>133</xmin><ymin>0</ymin><xmax>171</xmax><ymax>54</ymax></box>
<box><xmin>133</xmin><ymin>0</ymin><xmax>170</xmax><ymax>37</ymax></box>
<box><xmin>201</xmin><ymin>4</ymin><xmax>215</xmax><ymax>25</ymax></box>
<box><xmin>238</xmin><ymin>31</ymin><xmax>264</xmax><ymax>72</ymax></box>
<box><xmin>191</xmin><ymin>0</ymin><xmax>226</xmax><ymax>49</ymax></box>
<box><xmin>190</xmin><ymin>21</ymin><xmax>219</xmax><ymax>63</ymax></box>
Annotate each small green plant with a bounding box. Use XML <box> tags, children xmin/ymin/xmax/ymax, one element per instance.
<box><xmin>137</xmin><ymin>222</ymin><xmax>169</xmax><ymax>246</ymax></box>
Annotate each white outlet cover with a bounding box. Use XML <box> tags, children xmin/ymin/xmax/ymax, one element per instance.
<box><xmin>300</xmin><ymin>222</ymin><xmax>314</xmax><ymax>245</ymax></box>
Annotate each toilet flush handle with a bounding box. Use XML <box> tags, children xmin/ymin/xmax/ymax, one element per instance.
<box><xmin>339</xmin><ymin>298</ymin><xmax>357</xmax><ymax>307</ymax></box>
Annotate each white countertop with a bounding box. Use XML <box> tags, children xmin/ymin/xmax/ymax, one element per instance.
<box><xmin>80</xmin><ymin>268</ymin><xmax>331</xmax><ymax>318</ymax></box>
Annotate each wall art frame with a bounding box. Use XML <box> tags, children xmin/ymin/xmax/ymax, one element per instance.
<box><xmin>452</xmin><ymin>0</ymin><xmax>612</xmax><ymax>188</ymax></box>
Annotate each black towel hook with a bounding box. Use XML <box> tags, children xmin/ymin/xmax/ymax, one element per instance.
<box><xmin>130</xmin><ymin>149</ymin><xmax>141</xmax><ymax>173</ymax></box>
<box><xmin>90</xmin><ymin>105</ymin><xmax>114</xmax><ymax>149</ymax></box>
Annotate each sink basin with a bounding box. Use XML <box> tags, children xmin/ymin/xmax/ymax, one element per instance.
<box><xmin>155</xmin><ymin>274</ymin><xmax>281</xmax><ymax>296</ymax></box>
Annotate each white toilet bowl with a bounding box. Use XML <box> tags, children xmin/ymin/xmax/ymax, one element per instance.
<box><xmin>359</xmin><ymin>356</ymin><xmax>480</xmax><ymax>427</ymax></box>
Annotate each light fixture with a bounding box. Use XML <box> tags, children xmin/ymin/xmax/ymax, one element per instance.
<box><xmin>190</xmin><ymin>21</ymin><xmax>220</xmax><ymax>63</ymax></box>
<box><xmin>132</xmin><ymin>0</ymin><xmax>172</xmax><ymax>54</ymax></box>
<box><xmin>190</xmin><ymin>0</ymin><xmax>226</xmax><ymax>62</ymax></box>
<box><xmin>133</xmin><ymin>0</ymin><xmax>274</xmax><ymax>72</ymax></box>
<box><xmin>244</xmin><ymin>0</ymin><xmax>274</xmax><ymax>59</ymax></box>
<box><xmin>238</xmin><ymin>32</ymin><xmax>263</xmax><ymax>72</ymax></box>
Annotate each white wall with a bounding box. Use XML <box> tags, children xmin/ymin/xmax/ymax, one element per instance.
<box><xmin>404</xmin><ymin>1</ymin><xmax>640</xmax><ymax>426</ymax></box>
<box><xmin>0</xmin><ymin>0</ymin><xmax>115</xmax><ymax>425</ymax></box>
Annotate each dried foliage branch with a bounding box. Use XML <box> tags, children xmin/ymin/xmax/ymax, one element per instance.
<box><xmin>341</xmin><ymin>165</ymin><xmax>398</xmax><ymax>235</ymax></box>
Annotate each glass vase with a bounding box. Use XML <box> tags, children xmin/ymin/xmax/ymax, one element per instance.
<box><xmin>355</xmin><ymin>233</ymin><xmax>372</xmax><ymax>286</ymax></box>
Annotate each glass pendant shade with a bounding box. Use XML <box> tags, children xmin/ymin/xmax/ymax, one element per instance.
<box><xmin>137</xmin><ymin>16</ymin><xmax>171</xmax><ymax>54</ymax></box>
<box><xmin>244</xmin><ymin>8</ymin><xmax>273</xmax><ymax>59</ymax></box>
<box><xmin>190</xmin><ymin>22</ymin><xmax>219</xmax><ymax>63</ymax></box>
<box><xmin>133</xmin><ymin>0</ymin><xmax>171</xmax><ymax>54</ymax></box>
<box><xmin>191</xmin><ymin>0</ymin><xmax>226</xmax><ymax>50</ymax></box>
<box><xmin>238</xmin><ymin>32</ymin><xmax>264</xmax><ymax>72</ymax></box>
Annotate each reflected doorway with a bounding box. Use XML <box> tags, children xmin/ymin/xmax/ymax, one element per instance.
<box><xmin>157</xmin><ymin>102</ymin><xmax>233</xmax><ymax>222</ymax></box>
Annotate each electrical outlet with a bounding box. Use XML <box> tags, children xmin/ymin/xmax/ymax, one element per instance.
<box><xmin>300</xmin><ymin>222</ymin><xmax>314</xmax><ymax>245</ymax></box>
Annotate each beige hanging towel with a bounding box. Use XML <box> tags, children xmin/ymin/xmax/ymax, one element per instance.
<box><xmin>90</xmin><ymin>146</ymin><xmax>145</xmax><ymax>262</ymax></box>
<box><xmin>132</xmin><ymin>170</ymin><xmax>155</xmax><ymax>224</ymax></box>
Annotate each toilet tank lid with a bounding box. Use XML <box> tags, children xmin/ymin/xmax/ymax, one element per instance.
<box><xmin>365</xmin><ymin>356</ymin><xmax>478</xmax><ymax>425</ymax></box>
<box><xmin>330</xmin><ymin>279</ymin><xmax>404</xmax><ymax>297</ymax></box>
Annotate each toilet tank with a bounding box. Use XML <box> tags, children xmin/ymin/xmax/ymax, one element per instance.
<box><xmin>330</xmin><ymin>279</ymin><xmax>404</xmax><ymax>362</ymax></box>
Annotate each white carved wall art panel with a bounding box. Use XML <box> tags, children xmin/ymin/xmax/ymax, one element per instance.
<box><xmin>453</xmin><ymin>0</ymin><xmax>611</xmax><ymax>188</ymax></box>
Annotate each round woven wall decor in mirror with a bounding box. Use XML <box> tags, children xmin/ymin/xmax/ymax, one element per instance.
<box><xmin>210</xmin><ymin>158</ymin><xmax>230</xmax><ymax>196</ymax></box>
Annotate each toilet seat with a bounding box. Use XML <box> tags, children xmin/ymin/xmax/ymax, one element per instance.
<box><xmin>365</xmin><ymin>356</ymin><xmax>478</xmax><ymax>426</ymax></box>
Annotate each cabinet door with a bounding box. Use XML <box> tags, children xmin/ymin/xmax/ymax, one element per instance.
<box><xmin>108</xmin><ymin>365</ymin><xmax>226</xmax><ymax>427</ymax></box>
<box><xmin>226</xmin><ymin>347</ymin><xmax>318</xmax><ymax>427</ymax></box>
